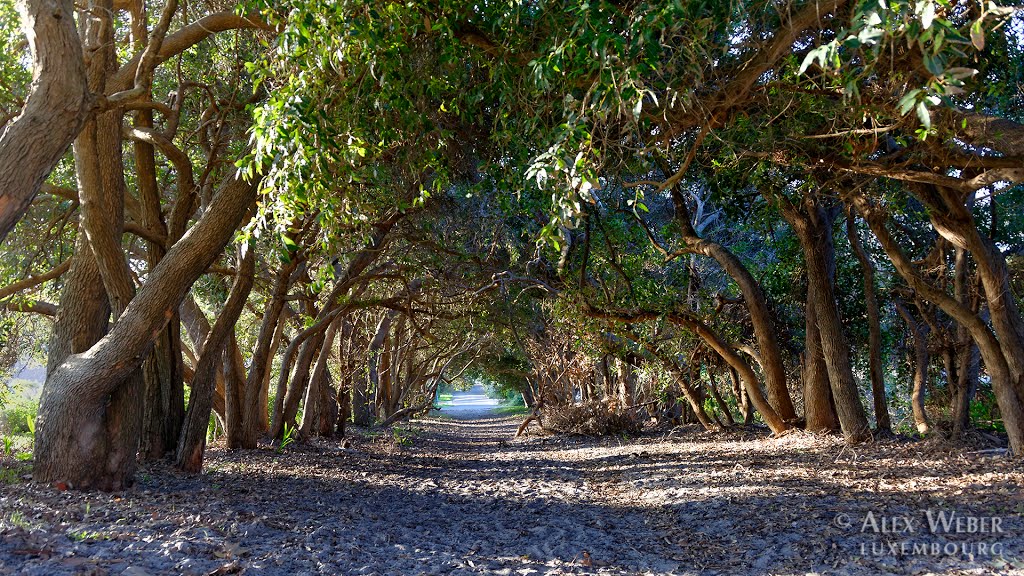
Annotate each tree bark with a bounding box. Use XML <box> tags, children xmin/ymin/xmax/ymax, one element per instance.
<box><xmin>300</xmin><ymin>317</ymin><xmax>340</xmax><ymax>438</ymax></box>
<box><xmin>615</xmin><ymin>357</ymin><xmax>635</xmax><ymax>408</ymax></box>
<box><xmin>0</xmin><ymin>0</ymin><xmax>91</xmax><ymax>244</ymax></box>
<box><xmin>671</xmin><ymin>187</ymin><xmax>796</xmax><ymax>421</ymax></box>
<box><xmin>358</xmin><ymin>313</ymin><xmax>395</xmax><ymax>425</ymax></box>
<box><xmin>33</xmin><ymin>168</ymin><xmax>258</xmax><ymax>490</ymax></box>
<box><xmin>853</xmin><ymin>194</ymin><xmax>1024</xmax><ymax>455</ymax></box>
<box><xmin>912</xmin><ymin>184</ymin><xmax>1024</xmax><ymax>401</ymax></box>
<box><xmin>895</xmin><ymin>300</ymin><xmax>932</xmax><ymax>435</ymax></box>
<box><xmin>179</xmin><ymin>295</ymin><xmax>226</xmax><ymax>418</ymax></box>
<box><xmin>175</xmin><ymin>248</ymin><xmax>254</xmax><ymax>472</ymax></box>
<box><xmin>223</xmin><ymin>331</ymin><xmax>248</xmax><ymax>448</ymax></box>
<box><xmin>803</xmin><ymin>283</ymin><xmax>840</xmax><ymax>432</ymax></box>
<box><xmin>784</xmin><ymin>195</ymin><xmax>871</xmax><ymax>443</ymax></box>
<box><xmin>846</xmin><ymin>210</ymin><xmax>891</xmax><ymax>433</ymax></box>
<box><xmin>239</xmin><ymin>251</ymin><xmax>301</xmax><ymax>448</ymax></box>
<box><xmin>952</xmin><ymin>247</ymin><xmax>981</xmax><ymax>438</ymax></box>
<box><xmin>586</xmin><ymin>305</ymin><xmax>788</xmax><ymax>434</ymax></box>
<box><xmin>707</xmin><ymin>370</ymin><xmax>735</xmax><ymax>426</ymax></box>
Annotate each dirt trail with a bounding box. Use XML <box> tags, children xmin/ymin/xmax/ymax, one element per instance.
<box><xmin>2</xmin><ymin>418</ymin><xmax>1023</xmax><ymax>575</ymax></box>
<box><xmin>435</xmin><ymin>385</ymin><xmax>502</xmax><ymax>420</ymax></box>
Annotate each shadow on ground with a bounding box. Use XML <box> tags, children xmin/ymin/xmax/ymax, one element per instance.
<box><xmin>2</xmin><ymin>416</ymin><xmax>1023</xmax><ymax>575</ymax></box>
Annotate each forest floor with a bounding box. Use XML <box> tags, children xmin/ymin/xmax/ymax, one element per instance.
<box><xmin>2</xmin><ymin>413</ymin><xmax>1024</xmax><ymax>576</ymax></box>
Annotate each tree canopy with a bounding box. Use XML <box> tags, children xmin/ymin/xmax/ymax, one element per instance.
<box><xmin>0</xmin><ymin>0</ymin><xmax>1023</xmax><ymax>489</ymax></box>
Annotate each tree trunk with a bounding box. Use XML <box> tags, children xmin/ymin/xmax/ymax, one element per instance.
<box><xmin>671</xmin><ymin>187</ymin><xmax>796</xmax><ymax>421</ymax></box>
<box><xmin>132</xmin><ymin>77</ymin><xmax>185</xmax><ymax>460</ymax></box>
<box><xmin>952</xmin><ymin>247</ymin><xmax>981</xmax><ymax>439</ymax></box>
<box><xmin>803</xmin><ymin>285</ymin><xmax>840</xmax><ymax>432</ymax></box>
<box><xmin>318</xmin><ymin>376</ymin><xmax>338</xmax><ymax>437</ymax></box>
<box><xmin>223</xmin><ymin>332</ymin><xmax>248</xmax><ymax>448</ymax></box>
<box><xmin>240</xmin><ymin>253</ymin><xmax>302</xmax><ymax>447</ymax></box>
<box><xmin>615</xmin><ymin>357</ymin><xmax>635</xmax><ymax>408</ymax></box>
<box><xmin>784</xmin><ymin>196</ymin><xmax>871</xmax><ymax>443</ymax></box>
<box><xmin>913</xmin><ymin>184</ymin><xmax>1024</xmax><ymax>396</ymax></box>
<box><xmin>638</xmin><ymin>345</ymin><xmax>715</xmax><ymax>430</ymax></box>
<box><xmin>378</xmin><ymin>328</ymin><xmax>394</xmax><ymax>417</ymax></box>
<box><xmin>846</xmin><ymin>210</ymin><xmax>891</xmax><ymax>433</ymax></box>
<box><xmin>853</xmin><ymin>194</ymin><xmax>1024</xmax><ymax>455</ymax></box>
<box><xmin>662</xmin><ymin>311</ymin><xmax>787</xmax><ymax>433</ymax></box>
<box><xmin>273</xmin><ymin>331</ymin><xmax>324</xmax><ymax>440</ymax></box>
<box><xmin>0</xmin><ymin>0</ymin><xmax>91</xmax><ymax>244</ymax></box>
<box><xmin>335</xmin><ymin>318</ymin><xmax>356</xmax><ymax>437</ymax></box>
<box><xmin>895</xmin><ymin>301</ymin><xmax>932</xmax><ymax>435</ymax></box>
<box><xmin>357</xmin><ymin>313</ymin><xmax>394</xmax><ymax>425</ymax></box>
<box><xmin>300</xmin><ymin>318</ymin><xmax>340</xmax><ymax>438</ymax></box>
<box><xmin>730</xmin><ymin>367</ymin><xmax>753</xmax><ymax>425</ymax></box>
<box><xmin>707</xmin><ymin>370</ymin><xmax>735</xmax><ymax>426</ymax></box>
<box><xmin>33</xmin><ymin>167</ymin><xmax>258</xmax><ymax>490</ymax></box>
<box><xmin>175</xmin><ymin>249</ymin><xmax>254</xmax><ymax>472</ymax></box>
<box><xmin>33</xmin><ymin>3</ymin><xmax>151</xmax><ymax>489</ymax></box>
<box><xmin>39</xmin><ymin>230</ymin><xmax>140</xmax><ymax>491</ymax></box>
<box><xmin>952</xmin><ymin>339</ymin><xmax>980</xmax><ymax>437</ymax></box>
<box><xmin>179</xmin><ymin>296</ymin><xmax>226</xmax><ymax>419</ymax></box>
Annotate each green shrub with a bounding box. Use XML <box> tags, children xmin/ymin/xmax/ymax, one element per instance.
<box><xmin>0</xmin><ymin>398</ymin><xmax>38</xmax><ymax>436</ymax></box>
<box><xmin>969</xmin><ymin>389</ymin><xmax>1005</xmax><ymax>433</ymax></box>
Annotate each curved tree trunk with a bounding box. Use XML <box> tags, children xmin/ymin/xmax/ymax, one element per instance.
<box><xmin>587</xmin><ymin>305</ymin><xmax>788</xmax><ymax>434</ymax></box>
<box><xmin>854</xmin><ymin>194</ymin><xmax>1024</xmax><ymax>455</ymax></box>
<box><xmin>35</xmin><ymin>2</ymin><xmax>148</xmax><ymax>489</ymax></box>
<box><xmin>33</xmin><ymin>168</ymin><xmax>258</xmax><ymax>490</ymax></box>
<box><xmin>270</xmin><ymin>298</ymin><xmax>350</xmax><ymax>439</ymax></box>
<box><xmin>175</xmin><ymin>249</ymin><xmax>254</xmax><ymax>472</ymax></box>
<box><xmin>895</xmin><ymin>300</ymin><xmax>932</xmax><ymax>435</ymax></box>
<box><xmin>707</xmin><ymin>370</ymin><xmax>735</xmax><ymax>426</ymax></box>
<box><xmin>300</xmin><ymin>317</ymin><xmax>341</xmax><ymax>438</ymax></box>
<box><xmin>729</xmin><ymin>367</ymin><xmax>753</xmax><ymax>425</ymax></box>
<box><xmin>0</xmin><ymin>0</ymin><xmax>91</xmax><ymax>244</ymax></box>
<box><xmin>913</xmin><ymin>184</ymin><xmax>1024</xmax><ymax>395</ymax></box>
<box><xmin>179</xmin><ymin>296</ymin><xmax>226</xmax><ymax>419</ymax></box>
<box><xmin>671</xmin><ymin>187</ymin><xmax>796</xmax><ymax>421</ymax></box>
<box><xmin>639</xmin><ymin>347</ymin><xmax>715</xmax><ymax>430</ymax></box>
<box><xmin>358</xmin><ymin>313</ymin><xmax>395</xmax><ymax>425</ymax></box>
<box><xmin>39</xmin><ymin>230</ymin><xmax>139</xmax><ymax>490</ymax></box>
<box><xmin>240</xmin><ymin>252</ymin><xmax>301</xmax><ymax>448</ymax></box>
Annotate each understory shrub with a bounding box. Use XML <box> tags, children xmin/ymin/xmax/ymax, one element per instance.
<box><xmin>543</xmin><ymin>400</ymin><xmax>642</xmax><ymax>436</ymax></box>
<box><xmin>0</xmin><ymin>397</ymin><xmax>38</xmax><ymax>436</ymax></box>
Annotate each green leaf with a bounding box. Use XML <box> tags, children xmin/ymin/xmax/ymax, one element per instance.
<box><xmin>898</xmin><ymin>89</ymin><xmax>922</xmax><ymax>114</ymax></box>
<box><xmin>921</xmin><ymin>1</ymin><xmax>936</xmax><ymax>29</ymax></box>
<box><xmin>970</xmin><ymin>19</ymin><xmax>985</xmax><ymax>51</ymax></box>
<box><xmin>916</xmin><ymin>101</ymin><xmax>931</xmax><ymax>130</ymax></box>
<box><xmin>798</xmin><ymin>45</ymin><xmax>828</xmax><ymax>75</ymax></box>
<box><xmin>923</xmin><ymin>53</ymin><xmax>944</xmax><ymax>76</ymax></box>
<box><xmin>946</xmin><ymin>67</ymin><xmax>977</xmax><ymax>80</ymax></box>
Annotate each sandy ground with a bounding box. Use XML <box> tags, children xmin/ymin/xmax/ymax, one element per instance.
<box><xmin>2</xmin><ymin>417</ymin><xmax>1023</xmax><ymax>575</ymax></box>
<box><xmin>435</xmin><ymin>386</ymin><xmax>501</xmax><ymax>420</ymax></box>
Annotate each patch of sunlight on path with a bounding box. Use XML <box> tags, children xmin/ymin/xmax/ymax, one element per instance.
<box><xmin>436</xmin><ymin>384</ymin><xmax>501</xmax><ymax>420</ymax></box>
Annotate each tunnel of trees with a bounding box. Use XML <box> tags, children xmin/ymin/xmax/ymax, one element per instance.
<box><xmin>0</xmin><ymin>0</ymin><xmax>1023</xmax><ymax>491</ymax></box>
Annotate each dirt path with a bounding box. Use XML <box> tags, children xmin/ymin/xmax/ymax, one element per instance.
<box><xmin>435</xmin><ymin>385</ymin><xmax>502</xmax><ymax>420</ymax></box>
<box><xmin>2</xmin><ymin>418</ymin><xmax>1023</xmax><ymax>575</ymax></box>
